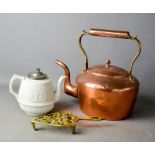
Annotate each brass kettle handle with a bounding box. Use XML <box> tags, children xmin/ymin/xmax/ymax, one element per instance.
<box><xmin>78</xmin><ymin>28</ymin><xmax>142</xmax><ymax>81</ymax></box>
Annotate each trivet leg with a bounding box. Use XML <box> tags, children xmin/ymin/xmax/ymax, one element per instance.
<box><xmin>31</xmin><ymin>122</ymin><xmax>36</xmax><ymax>131</ymax></box>
<box><xmin>71</xmin><ymin>125</ymin><xmax>76</xmax><ymax>134</ymax></box>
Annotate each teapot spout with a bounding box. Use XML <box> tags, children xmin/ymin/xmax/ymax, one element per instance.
<box><xmin>55</xmin><ymin>60</ymin><xmax>78</xmax><ymax>98</ymax></box>
<box><xmin>54</xmin><ymin>75</ymin><xmax>67</xmax><ymax>101</ymax></box>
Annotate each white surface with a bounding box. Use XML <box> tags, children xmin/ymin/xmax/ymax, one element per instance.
<box><xmin>0</xmin><ymin>83</ymin><xmax>155</xmax><ymax>142</ymax></box>
<box><xmin>0</xmin><ymin>0</ymin><xmax>154</xmax><ymax>13</ymax></box>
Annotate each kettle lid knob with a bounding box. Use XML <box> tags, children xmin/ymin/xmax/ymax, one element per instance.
<box><xmin>105</xmin><ymin>59</ymin><xmax>111</xmax><ymax>67</ymax></box>
<box><xmin>27</xmin><ymin>68</ymin><xmax>47</xmax><ymax>80</ymax></box>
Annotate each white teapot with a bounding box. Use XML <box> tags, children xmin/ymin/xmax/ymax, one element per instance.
<box><xmin>9</xmin><ymin>68</ymin><xmax>66</xmax><ymax>116</ymax></box>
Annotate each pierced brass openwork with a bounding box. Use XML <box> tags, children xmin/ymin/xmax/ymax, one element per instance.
<box><xmin>31</xmin><ymin>112</ymin><xmax>104</xmax><ymax>134</ymax></box>
<box><xmin>78</xmin><ymin>28</ymin><xmax>142</xmax><ymax>82</ymax></box>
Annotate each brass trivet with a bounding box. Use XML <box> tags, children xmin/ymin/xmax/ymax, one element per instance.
<box><xmin>31</xmin><ymin>112</ymin><xmax>104</xmax><ymax>134</ymax></box>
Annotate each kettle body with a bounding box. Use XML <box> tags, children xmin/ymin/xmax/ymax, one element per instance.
<box><xmin>76</xmin><ymin>64</ymin><xmax>139</xmax><ymax>120</ymax></box>
<box><xmin>9</xmin><ymin>69</ymin><xmax>66</xmax><ymax>116</ymax></box>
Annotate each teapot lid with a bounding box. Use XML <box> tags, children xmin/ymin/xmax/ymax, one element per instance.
<box><xmin>27</xmin><ymin>68</ymin><xmax>47</xmax><ymax>80</ymax></box>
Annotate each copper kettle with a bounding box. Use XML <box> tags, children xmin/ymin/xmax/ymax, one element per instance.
<box><xmin>55</xmin><ymin>28</ymin><xmax>141</xmax><ymax>120</ymax></box>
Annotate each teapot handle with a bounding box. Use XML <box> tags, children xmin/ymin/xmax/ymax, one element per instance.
<box><xmin>79</xmin><ymin>28</ymin><xmax>142</xmax><ymax>81</ymax></box>
<box><xmin>9</xmin><ymin>74</ymin><xmax>24</xmax><ymax>99</ymax></box>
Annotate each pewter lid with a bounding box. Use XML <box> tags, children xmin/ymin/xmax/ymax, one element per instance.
<box><xmin>27</xmin><ymin>68</ymin><xmax>47</xmax><ymax>80</ymax></box>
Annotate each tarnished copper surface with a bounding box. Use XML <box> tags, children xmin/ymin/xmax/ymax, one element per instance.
<box><xmin>76</xmin><ymin>64</ymin><xmax>139</xmax><ymax>120</ymax></box>
<box><xmin>55</xmin><ymin>28</ymin><xmax>141</xmax><ymax>121</ymax></box>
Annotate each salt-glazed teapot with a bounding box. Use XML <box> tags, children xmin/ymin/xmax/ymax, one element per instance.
<box><xmin>9</xmin><ymin>68</ymin><xmax>66</xmax><ymax>116</ymax></box>
<box><xmin>55</xmin><ymin>28</ymin><xmax>142</xmax><ymax>120</ymax></box>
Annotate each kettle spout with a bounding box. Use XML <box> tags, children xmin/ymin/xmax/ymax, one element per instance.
<box><xmin>55</xmin><ymin>60</ymin><xmax>78</xmax><ymax>98</ymax></box>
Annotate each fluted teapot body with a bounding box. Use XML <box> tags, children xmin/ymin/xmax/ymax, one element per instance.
<box><xmin>9</xmin><ymin>68</ymin><xmax>66</xmax><ymax>116</ymax></box>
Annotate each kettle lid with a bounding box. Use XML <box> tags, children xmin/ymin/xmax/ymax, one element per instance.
<box><xmin>87</xmin><ymin>60</ymin><xmax>129</xmax><ymax>77</ymax></box>
<box><xmin>77</xmin><ymin>60</ymin><xmax>139</xmax><ymax>90</ymax></box>
<box><xmin>27</xmin><ymin>68</ymin><xmax>47</xmax><ymax>80</ymax></box>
